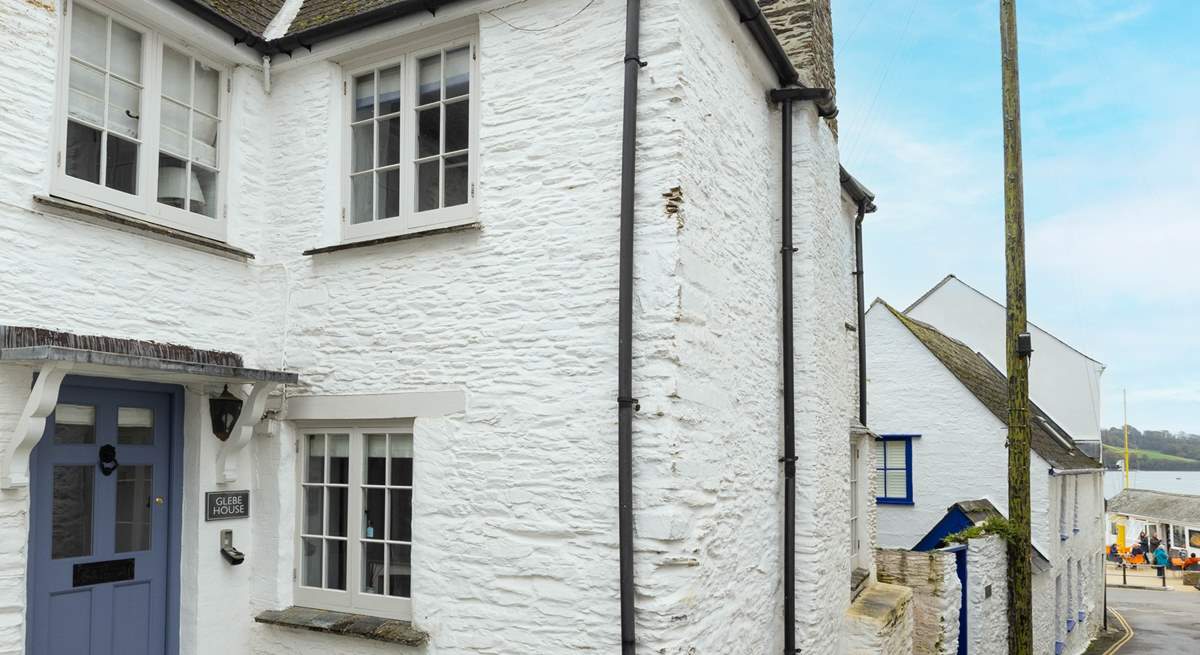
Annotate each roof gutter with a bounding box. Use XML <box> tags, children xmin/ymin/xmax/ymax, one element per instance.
<box><xmin>1049</xmin><ymin>468</ymin><xmax>1103</xmax><ymax>476</ymax></box>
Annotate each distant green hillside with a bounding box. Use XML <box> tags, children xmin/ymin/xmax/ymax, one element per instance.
<box><xmin>1101</xmin><ymin>426</ymin><xmax>1200</xmax><ymax>471</ymax></box>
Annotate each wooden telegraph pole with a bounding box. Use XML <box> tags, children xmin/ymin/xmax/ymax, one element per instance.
<box><xmin>999</xmin><ymin>1</ymin><xmax>1033</xmax><ymax>653</ymax></box>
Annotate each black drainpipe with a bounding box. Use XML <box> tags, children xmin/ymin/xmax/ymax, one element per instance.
<box><xmin>617</xmin><ymin>1</ymin><xmax>642</xmax><ymax>653</ymax></box>
<box><xmin>854</xmin><ymin>204</ymin><xmax>867</xmax><ymax>425</ymax></box>
<box><xmin>769</xmin><ymin>86</ymin><xmax>835</xmax><ymax>654</ymax></box>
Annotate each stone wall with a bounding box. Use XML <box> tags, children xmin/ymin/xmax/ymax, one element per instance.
<box><xmin>876</xmin><ymin>548</ymin><xmax>959</xmax><ymax>655</ymax></box>
<box><xmin>759</xmin><ymin>0</ymin><xmax>835</xmax><ymax>92</ymax></box>
<box><xmin>966</xmin><ymin>535</ymin><xmax>1007</xmax><ymax>655</ymax></box>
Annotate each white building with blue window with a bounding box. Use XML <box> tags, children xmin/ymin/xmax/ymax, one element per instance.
<box><xmin>0</xmin><ymin>1</ymin><xmax>913</xmax><ymax>654</ymax></box>
<box><xmin>866</xmin><ymin>300</ymin><xmax>1106</xmax><ymax>655</ymax></box>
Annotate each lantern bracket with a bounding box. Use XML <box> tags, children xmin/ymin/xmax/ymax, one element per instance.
<box><xmin>214</xmin><ymin>381</ymin><xmax>280</xmax><ymax>485</ymax></box>
<box><xmin>0</xmin><ymin>361</ymin><xmax>74</xmax><ymax>489</ymax></box>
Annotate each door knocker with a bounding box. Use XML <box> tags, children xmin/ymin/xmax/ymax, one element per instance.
<box><xmin>98</xmin><ymin>444</ymin><xmax>119</xmax><ymax>476</ymax></box>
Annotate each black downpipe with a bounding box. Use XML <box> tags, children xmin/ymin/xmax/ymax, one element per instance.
<box><xmin>617</xmin><ymin>1</ymin><xmax>642</xmax><ymax>654</ymax></box>
<box><xmin>778</xmin><ymin>98</ymin><xmax>798</xmax><ymax>655</ymax></box>
<box><xmin>854</xmin><ymin>204</ymin><xmax>867</xmax><ymax>426</ymax></box>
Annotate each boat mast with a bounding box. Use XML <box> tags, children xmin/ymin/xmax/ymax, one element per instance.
<box><xmin>1123</xmin><ymin>388</ymin><xmax>1130</xmax><ymax>489</ymax></box>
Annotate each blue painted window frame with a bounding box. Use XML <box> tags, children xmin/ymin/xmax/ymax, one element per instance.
<box><xmin>875</xmin><ymin>434</ymin><xmax>916</xmax><ymax>505</ymax></box>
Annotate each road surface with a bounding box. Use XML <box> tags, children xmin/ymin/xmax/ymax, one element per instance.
<box><xmin>1108</xmin><ymin>586</ymin><xmax>1200</xmax><ymax>653</ymax></box>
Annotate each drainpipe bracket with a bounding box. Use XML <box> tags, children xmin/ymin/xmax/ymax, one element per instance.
<box><xmin>617</xmin><ymin>396</ymin><xmax>640</xmax><ymax>411</ymax></box>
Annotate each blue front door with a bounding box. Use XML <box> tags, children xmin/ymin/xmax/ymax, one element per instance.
<box><xmin>27</xmin><ymin>378</ymin><xmax>180</xmax><ymax>655</ymax></box>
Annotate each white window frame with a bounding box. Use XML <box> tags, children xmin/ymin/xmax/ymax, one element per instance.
<box><xmin>51</xmin><ymin>0</ymin><xmax>231</xmax><ymax>241</ymax></box>
<box><xmin>339</xmin><ymin>25</ymin><xmax>479</xmax><ymax>244</ymax></box>
<box><xmin>294</xmin><ymin>423</ymin><xmax>414</xmax><ymax>620</ymax></box>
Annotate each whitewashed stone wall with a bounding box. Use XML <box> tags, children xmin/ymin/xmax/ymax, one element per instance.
<box><xmin>965</xmin><ymin>535</ymin><xmax>1006</xmax><ymax>655</ymax></box>
<box><xmin>0</xmin><ymin>0</ymin><xmax>868</xmax><ymax>653</ymax></box>
<box><xmin>876</xmin><ymin>548</ymin><xmax>958</xmax><ymax>655</ymax></box>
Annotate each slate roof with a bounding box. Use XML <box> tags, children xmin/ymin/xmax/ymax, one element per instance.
<box><xmin>882</xmin><ymin>302</ymin><xmax>1100</xmax><ymax>471</ymax></box>
<box><xmin>1109</xmin><ymin>488</ymin><xmax>1200</xmax><ymax>527</ymax></box>
<box><xmin>288</xmin><ymin>0</ymin><xmax>406</xmax><ymax>35</ymax></box>
<box><xmin>190</xmin><ymin>0</ymin><xmax>287</xmax><ymax>36</ymax></box>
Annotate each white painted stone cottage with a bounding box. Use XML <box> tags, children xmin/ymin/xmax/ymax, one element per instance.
<box><xmin>867</xmin><ymin>300</ymin><xmax>1105</xmax><ymax>655</ymax></box>
<box><xmin>0</xmin><ymin>0</ymin><xmax>912</xmax><ymax>653</ymax></box>
<box><xmin>905</xmin><ymin>275</ymin><xmax>1106</xmax><ymax>459</ymax></box>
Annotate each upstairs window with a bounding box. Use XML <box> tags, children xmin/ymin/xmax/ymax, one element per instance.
<box><xmin>55</xmin><ymin>0</ymin><xmax>228</xmax><ymax>240</ymax></box>
<box><xmin>342</xmin><ymin>32</ymin><xmax>477</xmax><ymax>242</ymax></box>
<box><xmin>876</xmin><ymin>435</ymin><xmax>915</xmax><ymax>505</ymax></box>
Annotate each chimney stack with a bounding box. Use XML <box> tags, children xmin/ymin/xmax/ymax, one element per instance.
<box><xmin>757</xmin><ymin>0</ymin><xmax>835</xmax><ymax>94</ymax></box>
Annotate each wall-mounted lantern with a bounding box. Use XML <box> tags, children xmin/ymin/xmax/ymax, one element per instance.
<box><xmin>209</xmin><ymin>385</ymin><xmax>243</xmax><ymax>441</ymax></box>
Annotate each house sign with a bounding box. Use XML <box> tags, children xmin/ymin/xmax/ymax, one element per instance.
<box><xmin>206</xmin><ymin>490</ymin><xmax>250</xmax><ymax>521</ymax></box>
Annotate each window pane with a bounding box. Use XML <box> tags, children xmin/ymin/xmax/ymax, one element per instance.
<box><xmin>884</xmin><ymin>471</ymin><xmax>907</xmax><ymax>499</ymax></box>
<box><xmin>362</xmin><ymin>542</ymin><xmax>385</xmax><ymax>594</ymax></box>
<box><xmin>363</xmin><ymin>488</ymin><xmax>385</xmax><ymax>539</ymax></box>
<box><xmin>156</xmin><ymin>154</ymin><xmax>187</xmax><ymax>208</ymax></box>
<box><xmin>351</xmin><ymin>123</ymin><xmax>373</xmax><ymax>173</ymax></box>
<box><xmin>107</xmin><ymin>76</ymin><xmax>141</xmax><ymax>138</ymax></box>
<box><xmin>52</xmin><ymin>465</ymin><xmax>93</xmax><ymax>559</ymax></box>
<box><xmin>303</xmin><ymin>486</ymin><xmax>323</xmax><ymax>535</ymax></box>
<box><xmin>328</xmin><ymin>434</ymin><xmax>349</xmax><ymax>484</ymax></box>
<box><xmin>159</xmin><ymin>98</ymin><xmax>189</xmax><ymax>157</ymax></box>
<box><xmin>884</xmin><ymin>440</ymin><xmax>907</xmax><ymax>468</ymax></box>
<box><xmin>109</xmin><ymin>21</ymin><xmax>142</xmax><ymax>83</ymax></box>
<box><xmin>162</xmin><ymin>47</ymin><xmax>191</xmax><ymax>103</ymax></box>
<box><xmin>115</xmin><ymin>465</ymin><xmax>152</xmax><ymax>552</ymax></box>
<box><xmin>191</xmin><ymin>111</ymin><xmax>218</xmax><ymax>167</ymax></box>
<box><xmin>365</xmin><ymin>434</ymin><xmax>387</xmax><ymax>485</ymax></box>
<box><xmin>193</xmin><ymin>61</ymin><xmax>220</xmax><ymax>116</ymax></box>
<box><xmin>65</xmin><ymin>121</ymin><xmax>102</xmax><ymax>184</ymax></box>
<box><xmin>55</xmin><ymin>404</ymin><xmax>96</xmax><ymax>444</ymax></box>
<box><xmin>192</xmin><ymin>164</ymin><xmax>218</xmax><ymax>217</ymax></box>
<box><xmin>387</xmin><ymin>544</ymin><xmax>412</xmax><ymax>597</ymax></box>
<box><xmin>306</xmin><ymin>434</ymin><xmax>325</xmax><ymax>483</ymax></box>
<box><xmin>325</xmin><ymin>539</ymin><xmax>347</xmax><ymax>590</ymax></box>
<box><xmin>444</xmin><ymin>100</ymin><xmax>468</xmax><ymax>153</ymax></box>
<box><xmin>117</xmin><ymin>407</ymin><xmax>154</xmax><ymax>445</ymax></box>
<box><xmin>301</xmin><ymin>537</ymin><xmax>322</xmax><ymax>587</ymax></box>
<box><xmin>327</xmin><ymin>487</ymin><xmax>348</xmax><ymax>537</ymax></box>
<box><xmin>354</xmin><ymin>73</ymin><xmax>374</xmax><ymax>122</ymax></box>
<box><xmin>416</xmin><ymin>160</ymin><xmax>439</xmax><ymax>212</ymax></box>
<box><xmin>389</xmin><ymin>434</ymin><xmax>413</xmax><ymax>486</ymax></box>
<box><xmin>417</xmin><ymin>108</ymin><xmax>439</xmax><ymax>158</ymax></box>
<box><xmin>444</xmin><ymin>153</ymin><xmax>469</xmax><ymax>208</ymax></box>
<box><xmin>379</xmin><ymin>65</ymin><xmax>402</xmax><ymax>115</ymax></box>
<box><xmin>418</xmin><ymin>54</ymin><xmax>441</xmax><ymax>105</ymax></box>
<box><xmin>378</xmin><ymin>117</ymin><xmax>401</xmax><ymax>166</ymax></box>
<box><xmin>445</xmin><ymin>46</ymin><xmax>470</xmax><ymax>99</ymax></box>
<box><xmin>105</xmin><ymin>134</ymin><xmax>138</xmax><ymax>194</ymax></box>
<box><xmin>70</xmin><ymin>4</ymin><xmax>108</xmax><ymax>68</ymax></box>
<box><xmin>68</xmin><ymin>60</ymin><xmax>106</xmax><ymax>126</ymax></box>
<box><xmin>377</xmin><ymin>168</ymin><xmax>400</xmax><ymax>220</ymax></box>
<box><xmin>389</xmin><ymin>489</ymin><xmax>411</xmax><ymax>541</ymax></box>
<box><xmin>350</xmin><ymin>173</ymin><xmax>373</xmax><ymax>224</ymax></box>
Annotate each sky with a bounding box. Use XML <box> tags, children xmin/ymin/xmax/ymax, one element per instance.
<box><xmin>832</xmin><ymin>0</ymin><xmax>1200</xmax><ymax>434</ymax></box>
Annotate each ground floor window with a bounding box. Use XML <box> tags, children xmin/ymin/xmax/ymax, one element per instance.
<box><xmin>296</xmin><ymin>427</ymin><xmax>413</xmax><ymax>619</ymax></box>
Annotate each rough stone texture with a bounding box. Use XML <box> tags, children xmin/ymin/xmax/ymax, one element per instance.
<box><xmin>0</xmin><ymin>1</ymin><xmax>869</xmax><ymax>654</ymax></box>
<box><xmin>868</xmin><ymin>303</ymin><xmax>1107</xmax><ymax>655</ymax></box>
<box><xmin>844</xmin><ymin>581</ymin><xmax>914</xmax><ymax>654</ymax></box>
<box><xmin>966</xmin><ymin>535</ymin><xmax>1007</xmax><ymax>655</ymax></box>
<box><xmin>876</xmin><ymin>548</ymin><xmax>959</xmax><ymax>655</ymax></box>
<box><xmin>759</xmin><ymin>0</ymin><xmax>835</xmax><ymax>92</ymax></box>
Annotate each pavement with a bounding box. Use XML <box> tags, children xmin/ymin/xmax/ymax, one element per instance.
<box><xmin>1103</xmin><ymin>586</ymin><xmax>1200</xmax><ymax>654</ymax></box>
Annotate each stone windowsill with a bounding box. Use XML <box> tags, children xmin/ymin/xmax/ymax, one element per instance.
<box><xmin>33</xmin><ymin>195</ymin><xmax>255</xmax><ymax>261</ymax></box>
<box><xmin>255</xmin><ymin>606</ymin><xmax>428</xmax><ymax>646</ymax></box>
<box><xmin>302</xmin><ymin>222</ymin><xmax>481</xmax><ymax>256</ymax></box>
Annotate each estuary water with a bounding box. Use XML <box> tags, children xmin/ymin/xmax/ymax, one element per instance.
<box><xmin>1104</xmin><ymin>470</ymin><xmax>1200</xmax><ymax>499</ymax></box>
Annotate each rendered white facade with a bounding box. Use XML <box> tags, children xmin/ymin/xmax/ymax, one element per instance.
<box><xmin>905</xmin><ymin>276</ymin><xmax>1105</xmax><ymax>446</ymax></box>
<box><xmin>867</xmin><ymin>303</ymin><xmax>1105</xmax><ymax>655</ymax></box>
<box><xmin>0</xmin><ymin>1</ymin><xmax>902</xmax><ymax>654</ymax></box>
